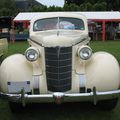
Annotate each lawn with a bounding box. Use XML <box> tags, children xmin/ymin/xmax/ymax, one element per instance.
<box><xmin>0</xmin><ymin>40</ymin><xmax>120</xmax><ymax>120</ymax></box>
<box><xmin>90</xmin><ymin>41</ymin><xmax>120</xmax><ymax>63</ymax></box>
<box><xmin>1</xmin><ymin>41</ymin><xmax>29</xmax><ymax>61</ymax></box>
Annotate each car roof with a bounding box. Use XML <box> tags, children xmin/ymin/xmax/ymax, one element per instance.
<box><xmin>31</xmin><ymin>12</ymin><xmax>87</xmax><ymax>23</ymax></box>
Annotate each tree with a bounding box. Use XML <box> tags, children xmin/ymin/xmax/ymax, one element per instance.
<box><xmin>65</xmin><ymin>0</ymin><xmax>84</xmax><ymax>5</ymax></box>
<box><xmin>63</xmin><ymin>3</ymin><xmax>80</xmax><ymax>11</ymax></box>
<box><xmin>93</xmin><ymin>2</ymin><xmax>107</xmax><ymax>11</ymax></box>
<box><xmin>85</xmin><ymin>2</ymin><xmax>93</xmax><ymax>11</ymax></box>
<box><xmin>64</xmin><ymin>0</ymin><xmax>120</xmax><ymax>11</ymax></box>
<box><xmin>106</xmin><ymin>0</ymin><xmax>120</xmax><ymax>11</ymax></box>
<box><xmin>32</xmin><ymin>5</ymin><xmax>47</xmax><ymax>12</ymax></box>
<box><xmin>0</xmin><ymin>0</ymin><xmax>16</xmax><ymax>16</ymax></box>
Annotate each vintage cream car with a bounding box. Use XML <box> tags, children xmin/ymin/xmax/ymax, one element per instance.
<box><xmin>0</xmin><ymin>12</ymin><xmax>120</xmax><ymax>110</ymax></box>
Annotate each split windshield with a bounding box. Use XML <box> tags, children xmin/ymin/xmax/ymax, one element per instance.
<box><xmin>33</xmin><ymin>17</ymin><xmax>85</xmax><ymax>31</ymax></box>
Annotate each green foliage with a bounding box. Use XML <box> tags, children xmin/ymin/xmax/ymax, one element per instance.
<box><xmin>31</xmin><ymin>2</ymin><xmax>106</xmax><ymax>12</ymax></box>
<box><xmin>85</xmin><ymin>2</ymin><xmax>93</xmax><ymax>11</ymax></box>
<box><xmin>0</xmin><ymin>0</ymin><xmax>119</xmax><ymax>16</ymax></box>
<box><xmin>63</xmin><ymin>3</ymin><xmax>80</xmax><ymax>11</ymax></box>
<box><xmin>108</xmin><ymin>0</ymin><xmax>120</xmax><ymax>11</ymax></box>
<box><xmin>0</xmin><ymin>0</ymin><xmax>16</xmax><ymax>16</ymax></box>
<box><xmin>47</xmin><ymin>6</ymin><xmax>62</xmax><ymax>12</ymax></box>
<box><xmin>79</xmin><ymin>2</ymin><xmax>93</xmax><ymax>11</ymax></box>
<box><xmin>65</xmin><ymin>0</ymin><xmax>120</xmax><ymax>11</ymax></box>
<box><xmin>31</xmin><ymin>1</ymin><xmax>108</xmax><ymax>12</ymax></box>
<box><xmin>93</xmin><ymin>2</ymin><xmax>107</xmax><ymax>11</ymax></box>
<box><xmin>32</xmin><ymin>5</ymin><xmax>47</xmax><ymax>12</ymax></box>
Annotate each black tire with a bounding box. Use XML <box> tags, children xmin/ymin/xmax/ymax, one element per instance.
<box><xmin>96</xmin><ymin>98</ymin><xmax>118</xmax><ymax>110</ymax></box>
<box><xmin>9</xmin><ymin>102</ymin><xmax>24</xmax><ymax>113</ymax></box>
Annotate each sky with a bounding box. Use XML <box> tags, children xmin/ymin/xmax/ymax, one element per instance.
<box><xmin>36</xmin><ymin>0</ymin><xmax>65</xmax><ymax>7</ymax></box>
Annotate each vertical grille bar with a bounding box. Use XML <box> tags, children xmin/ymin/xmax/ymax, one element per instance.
<box><xmin>45</xmin><ymin>47</ymin><xmax>72</xmax><ymax>92</ymax></box>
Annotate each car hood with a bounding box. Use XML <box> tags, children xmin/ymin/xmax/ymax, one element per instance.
<box><xmin>30</xmin><ymin>30</ymin><xmax>89</xmax><ymax>47</ymax></box>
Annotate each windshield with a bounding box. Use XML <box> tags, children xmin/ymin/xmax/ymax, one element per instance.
<box><xmin>33</xmin><ymin>17</ymin><xmax>85</xmax><ymax>31</ymax></box>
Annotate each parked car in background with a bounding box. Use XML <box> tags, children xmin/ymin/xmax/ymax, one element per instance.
<box><xmin>0</xmin><ymin>16</ymin><xmax>13</xmax><ymax>41</ymax></box>
<box><xmin>0</xmin><ymin>38</ymin><xmax>8</xmax><ymax>57</ymax></box>
<box><xmin>0</xmin><ymin>12</ymin><xmax>120</xmax><ymax>111</ymax></box>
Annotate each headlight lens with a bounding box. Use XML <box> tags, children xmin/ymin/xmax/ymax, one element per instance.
<box><xmin>25</xmin><ymin>47</ymin><xmax>39</xmax><ymax>62</ymax></box>
<box><xmin>78</xmin><ymin>46</ymin><xmax>92</xmax><ymax>60</ymax></box>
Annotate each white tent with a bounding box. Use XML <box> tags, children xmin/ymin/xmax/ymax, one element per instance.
<box><xmin>14</xmin><ymin>11</ymin><xmax>120</xmax><ymax>21</ymax></box>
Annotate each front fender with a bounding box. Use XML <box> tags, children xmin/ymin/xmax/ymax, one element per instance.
<box><xmin>0</xmin><ymin>54</ymin><xmax>33</xmax><ymax>92</ymax></box>
<box><xmin>85</xmin><ymin>52</ymin><xmax>120</xmax><ymax>91</ymax></box>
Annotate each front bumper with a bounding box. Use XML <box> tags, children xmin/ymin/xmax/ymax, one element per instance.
<box><xmin>0</xmin><ymin>87</ymin><xmax>120</xmax><ymax>106</ymax></box>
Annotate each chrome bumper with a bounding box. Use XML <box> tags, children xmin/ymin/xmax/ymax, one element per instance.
<box><xmin>0</xmin><ymin>88</ymin><xmax>120</xmax><ymax>106</ymax></box>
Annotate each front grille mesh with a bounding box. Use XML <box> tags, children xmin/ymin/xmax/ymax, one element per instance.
<box><xmin>45</xmin><ymin>47</ymin><xmax>72</xmax><ymax>92</ymax></box>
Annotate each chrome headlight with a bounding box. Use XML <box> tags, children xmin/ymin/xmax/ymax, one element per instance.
<box><xmin>78</xmin><ymin>45</ymin><xmax>92</xmax><ymax>60</ymax></box>
<box><xmin>25</xmin><ymin>47</ymin><xmax>39</xmax><ymax>62</ymax></box>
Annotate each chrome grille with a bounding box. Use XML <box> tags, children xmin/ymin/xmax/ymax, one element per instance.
<box><xmin>45</xmin><ymin>47</ymin><xmax>72</xmax><ymax>92</ymax></box>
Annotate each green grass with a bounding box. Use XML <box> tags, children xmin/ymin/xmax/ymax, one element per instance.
<box><xmin>0</xmin><ymin>41</ymin><xmax>29</xmax><ymax>62</ymax></box>
<box><xmin>0</xmin><ymin>40</ymin><xmax>120</xmax><ymax>120</ymax></box>
<box><xmin>90</xmin><ymin>41</ymin><xmax>120</xmax><ymax>63</ymax></box>
<box><xmin>4</xmin><ymin>41</ymin><xmax>29</xmax><ymax>57</ymax></box>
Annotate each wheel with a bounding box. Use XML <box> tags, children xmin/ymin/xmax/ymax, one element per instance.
<box><xmin>96</xmin><ymin>98</ymin><xmax>118</xmax><ymax>110</ymax></box>
<box><xmin>9</xmin><ymin>102</ymin><xmax>24</xmax><ymax>113</ymax></box>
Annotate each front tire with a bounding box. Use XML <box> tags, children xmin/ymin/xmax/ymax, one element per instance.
<box><xmin>96</xmin><ymin>98</ymin><xmax>118</xmax><ymax>110</ymax></box>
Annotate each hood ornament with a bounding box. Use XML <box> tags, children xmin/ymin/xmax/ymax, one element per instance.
<box><xmin>57</xmin><ymin>46</ymin><xmax>61</xmax><ymax>59</ymax></box>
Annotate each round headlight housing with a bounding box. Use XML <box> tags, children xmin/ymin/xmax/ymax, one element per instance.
<box><xmin>78</xmin><ymin>46</ymin><xmax>92</xmax><ymax>60</ymax></box>
<box><xmin>25</xmin><ymin>47</ymin><xmax>39</xmax><ymax>62</ymax></box>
